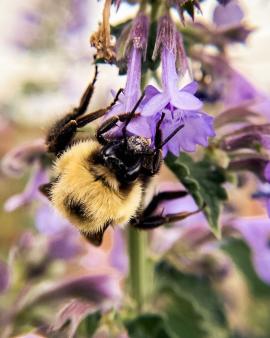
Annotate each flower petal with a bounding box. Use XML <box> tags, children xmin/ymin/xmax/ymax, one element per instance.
<box><xmin>141</xmin><ymin>93</ymin><xmax>169</xmax><ymax>116</ymax></box>
<box><xmin>127</xmin><ymin>117</ymin><xmax>152</xmax><ymax>138</ymax></box>
<box><xmin>181</xmin><ymin>81</ymin><xmax>199</xmax><ymax>94</ymax></box>
<box><xmin>171</xmin><ymin>91</ymin><xmax>203</xmax><ymax>111</ymax></box>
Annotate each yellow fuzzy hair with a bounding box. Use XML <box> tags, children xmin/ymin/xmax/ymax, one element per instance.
<box><xmin>51</xmin><ymin>140</ymin><xmax>143</xmax><ymax>233</ymax></box>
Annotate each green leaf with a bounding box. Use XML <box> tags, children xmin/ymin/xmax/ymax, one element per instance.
<box><xmin>156</xmin><ymin>261</ymin><xmax>230</xmax><ymax>338</ymax></box>
<box><xmin>82</xmin><ymin>311</ymin><xmax>101</xmax><ymax>337</ymax></box>
<box><xmin>165</xmin><ymin>153</ymin><xmax>228</xmax><ymax>237</ymax></box>
<box><xmin>161</xmin><ymin>289</ymin><xmax>207</xmax><ymax>338</ymax></box>
<box><xmin>222</xmin><ymin>238</ymin><xmax>270</xmax><ymax>297</ymax></box>
<box><xmin>125</xmin><ymin>314</ymin><xmax>175</xmax><ymax>338</ymax></box>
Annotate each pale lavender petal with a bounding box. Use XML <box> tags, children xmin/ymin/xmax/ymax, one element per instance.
<box><xmin>127</xmin><ymin>116</ymin><xmax>152</xmax><ymax>138</ymax></box>
<box><xmin>1</xmin><ymin>138</ymin><xmax>46</xmax><ymax>177</ymax></box>
<box><xmin>51</xmin><ymin>300</ymin><xmax>94</xmax><ymax>338</ymax></box>
<box><xmin>106</xmin><ymin>102</ymin><xmax>126</xmax><ymax>119</ymax></box>
<box><xmin>32</xmin><ymin>275</ymin><xmax>122</xmax><ymax>305</ymax></box>
<box><xmin>161</xmin><ymin>48</ymin><xmax>179</xmax><ymax>95</ymax></box>
<box><xmin>233</xmin><ymin>217</ymin><xmax>270</xmax><ymax>252</ymax></box>
<box><xmin>144</xmin><ymin>85</ymin><xmax>160</xmax><ymax>97</ymax></box>
<box><xmin>48</xmin><ymin>228</ymin><xmax>82</xmax><ymax>260</ymax></box>
<box><xmin>4</xmin><ymin>166</ymin><xmax>48</xmax><ymax>212</ymax></box>
<box><xmin>35</xmin><ymin>203</ymin><xmax>73</xmax><ymax>235</ymax></box>
<box><xmin>253</xmin><ymin>252</ymin><xmax>270</xmax><ymax>284</ymax></box>
<box><xmin>181</xmin><ymin>81</ymin><xmax>199</xmax><ymax>94</ymax></box>
<box><xmin>141</xmin><ymin>93</ymin><xmax>169</xmax><ymax>116</ymax></box>
<box><xmin>213</xmin><ymin>2</ymin><xmax>244</xmax><ymax>27</ymax></box>
<box><xmin>171</xmin><ymin>91</ymin><xmax>203</xmax><ymax>111</ymax></box>
<box><xmin>165</xmin><ymin>111</ymin><xmax>215</xmax><ymax>154</ymax></box>
<box><xmin>124</xmin><ymin>47</ymin><xmax>142</xmax><ymax>112</ymax></box>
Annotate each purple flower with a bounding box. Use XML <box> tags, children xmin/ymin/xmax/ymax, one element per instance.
<box><xmin>137</xmin><ymin>15</ymin><xmax>215</xmax><ymax>156</ymax></box>
<box><xmin>233</xmin><ymin>217</ymin><xmax>270</xmax><ymax>284</ymax></box>
<box><xmin>35</xmin><ymin>202</ymin><xmax>74</xmax><ymax>235</ymax></box>
<box><xmin>213</xmin><ymin>1</ymin><xmax>244</xmax><ymax>28</ymax></box>
<box><xmin>50</xmin><ymin>300</ymin><xmax>95</xmax><ymax>338</ymax></box>
<box><xmin>1</xmin><ymin>138</ymin><xmax>46</xmax><ymax>177</ymax></box>
<box><xmin>4</xmin><ymin>165</ymin><xmax>48</xmax><ymax>212</ymax></box>
<box><xmin>220</xmin><ymin>124</ymin><xmax>270</xmax><ymax>152</ymax></box>
<box><xmin>197</xmin><ymin>54</ymin><xmax>269</xmax><ymax>109</ymax></box>
<box><xmin>35</xmin><ymin>202</ymin><xmax>83</xmax><ymax>260</ymax></box>
<box><xmin>106</xmin><ymin>12</ymin><xmax>150</xmax><ymax>137</ymax></box>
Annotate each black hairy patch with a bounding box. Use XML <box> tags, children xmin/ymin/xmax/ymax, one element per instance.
<box><xmin>89</xmin><ymin>168</ymin><xmax>113</xmax><ymax>190</ymax></box>
<box><xmin>80</xmin><ymin>220</ymin><xmax>112</xmax><ymax>246</ymax></box>
<box><xmin>64</xmin><ymin>196</ymin><xmax>88</xmax><ymax>220</ymax></box>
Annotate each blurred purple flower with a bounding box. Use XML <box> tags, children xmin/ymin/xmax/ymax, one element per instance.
<box><xmin>22</xmin><ymin>274</ymin><xmax>121</xmax><ymax>314</ymax></box>
<box><xmin>1</xmin><ymin>138</ymin><xmax>46</xmax><ymax>177</ymax></box>
<box><xmin>197</xmin><ymin>54</ymin><xmax>270</xmax><ymax>111</ymax></box>
<box><xmin>50</xmin><ymin>299</ymin><xmax>95</xmax><ymax>337</ymax></box>
<box><xmin>35</xmin><ymin>202</ymin><xmax>83</xmax><ymax>260</ymax></box>
<box><xmin>79</xmin><ymin>227</ymin><xmax>127</xmax><ymax>279</ymax></box>
<box><xmin>0</xmin><ymin>260</ymin><xmax>10</xmax><ymax>294</ymax></box>
<box><xmin>220</xmin><ymin>124</ymin><xmax>270</xmax><ymax>152</ymax></box>
<box><xmin>48</xmin><ymin>229</ymin><xmax>82</xmax><ymax>260</ymax></box>
<box><xmin>213</xmin><ymin>1</ymin><xmax>244</xmax><ymax>27</ymax></box>
<box><xmin>4</xmin><ymin>165</ymin><xmax>48</xmax><ymax>212</ymax></box>
<box><xmin>233</xmin><ymin>217</ymin><xmax>270</xmax><ymax>284</ymax></box>
<box><xmin>109</xmin><ymin>228</ymin><xmax>128</xmax><ymax>275</ymax></box>
<box><xmin>35</xmin><ymin>202</ymin><xmax>73</xmax><ymax>235</ymax></box>
<box><xmin>65</xmin><ymin>0</ymin><xmax>87</xmax><ymax>33</ymax></box>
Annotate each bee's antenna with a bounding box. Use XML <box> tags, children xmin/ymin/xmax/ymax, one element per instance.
<box><xmin>160</xmin><ymin>123</ymin><xmax>184</xmax><ymax>149</ymax></box>
<box><xmin>122</xmin><ymin>91</ymin><xmax>145</xmax><ymax>139</ymax></box>
<box><xmin>110</xmin><ymin>88</ymin><xmax>124</xmax><ymax>109</ymax></box>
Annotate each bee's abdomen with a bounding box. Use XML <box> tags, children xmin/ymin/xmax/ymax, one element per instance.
<box><xmin>63</xmin><ymin>195</ymin><xmax>89</xmax><ymax>221</ymax></box>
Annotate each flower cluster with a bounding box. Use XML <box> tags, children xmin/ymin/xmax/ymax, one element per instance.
<box><xmin>107</xmin><ymin>13</ymin><xmax>215</xmax><ymax>156</ymax></box>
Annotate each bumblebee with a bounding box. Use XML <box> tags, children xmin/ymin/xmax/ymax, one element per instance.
<box><xmin>40</xmin><ymin>66</ymin><xmax>201</xmax><ymax>245</ymax></box>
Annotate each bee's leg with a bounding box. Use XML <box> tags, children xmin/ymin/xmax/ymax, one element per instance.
<box><xmin>47</xmin><ymin>87</ymin><xmax>123</xmax><ymax>155</ymax></box>
<box><xmin>76</xmin><ymin>87</ymin><xmax>124</xmax><ymax>128</ymax></box>
<box><xmin>143</xmin><ymin>190</ymin><xmax>188</xmax><ymax>217</ymax></box>
<box><xmin>95</xmin><ymin>91</ymin><xmax>146</xmax><ymax>144</ymax></box>
<box><xmin>96</xmin><ymin>113</ymin><xmax>131</xmax><ymax>144</ymax></box>
<box><xmin>70</xmin><ymin>64</ymin><xmax>99</xmax><ymax>119</ymax></box>
<box><xmin>131</xmin><ymin>205</ymin><xmax>204</xmax><ymax>230</ymax></box>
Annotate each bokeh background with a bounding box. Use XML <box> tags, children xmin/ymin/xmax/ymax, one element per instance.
<box><xmin>1</xmin><ymin>0</ymin><xmax>270</xmax><ymax>337</ymax></box>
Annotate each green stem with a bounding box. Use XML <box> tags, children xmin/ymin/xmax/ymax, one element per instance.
<box><xmin>128</xmin><ymin>228</ymin><xmax>147</xmax><ymax>311</ymax></box>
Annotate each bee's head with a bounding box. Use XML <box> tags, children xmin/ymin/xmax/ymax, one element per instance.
<box><xmin>100</xmin><ymin>136</ymin><xmax>152</xmax><ymax>183</ymax></box>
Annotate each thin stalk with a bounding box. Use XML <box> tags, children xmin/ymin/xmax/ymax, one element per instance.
<box><xmin>128</xmin><ymin>228</ymin><xmax>147</xmax><ymax>311</ymax></box>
